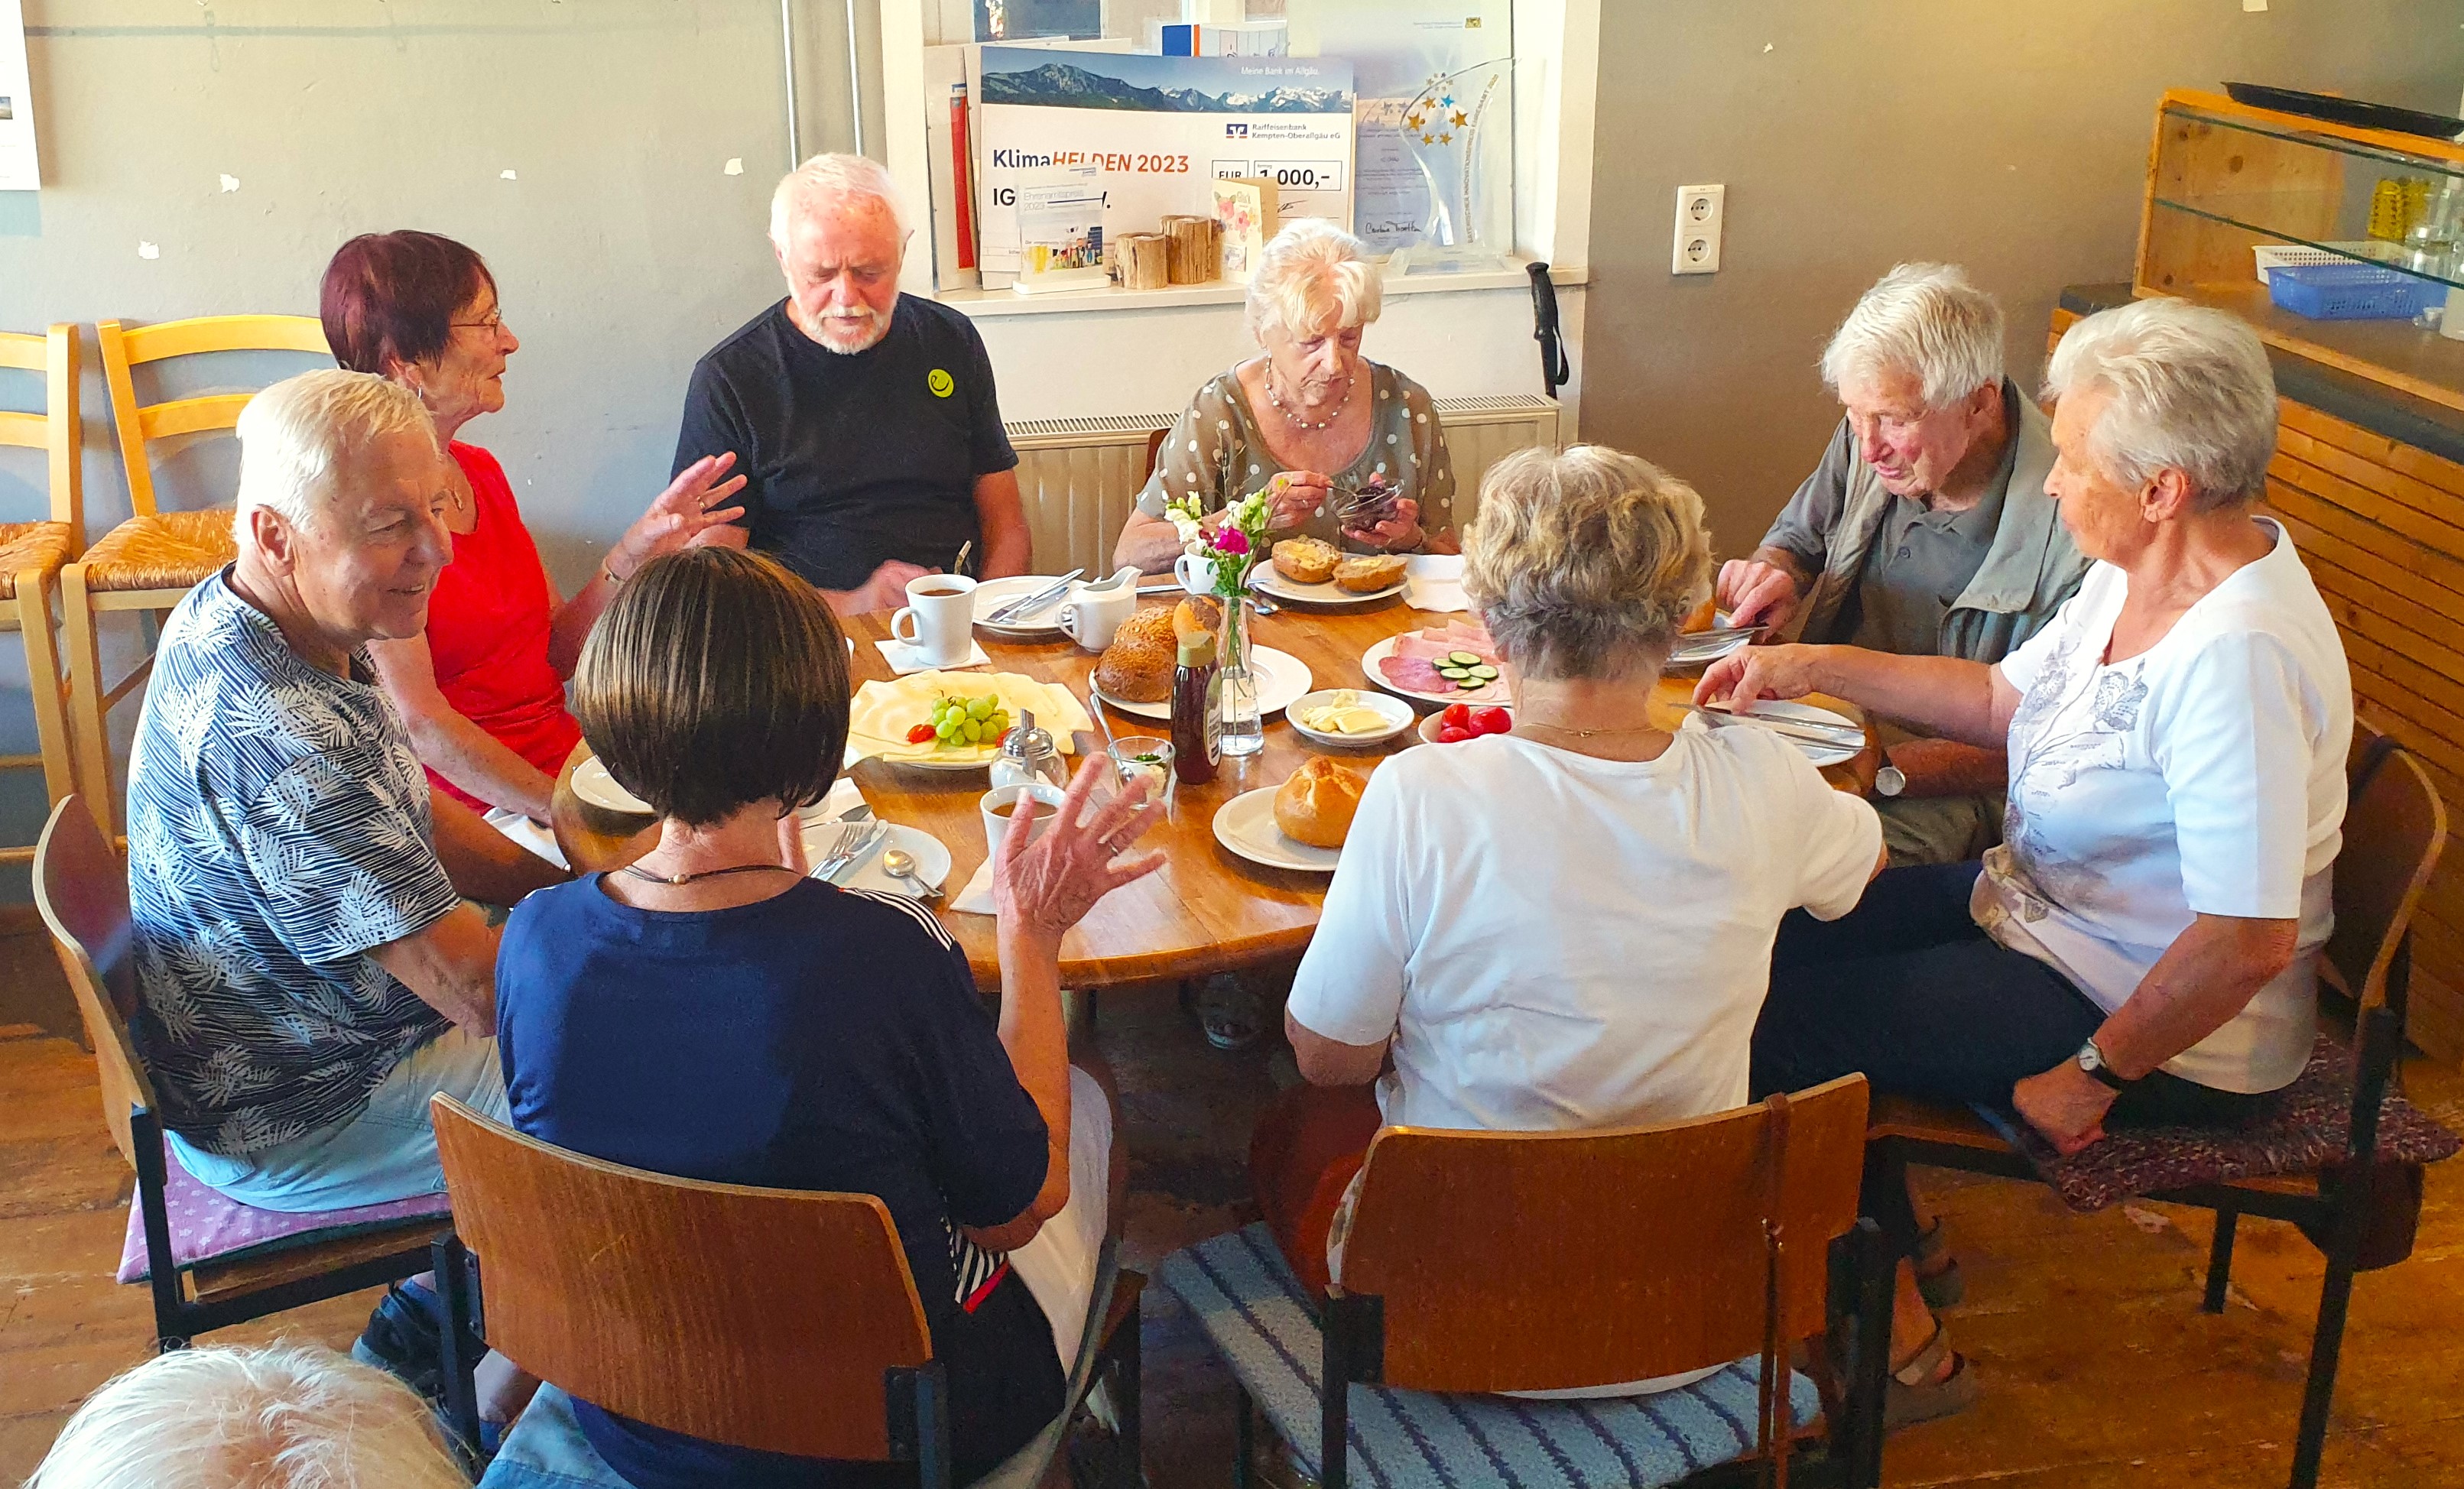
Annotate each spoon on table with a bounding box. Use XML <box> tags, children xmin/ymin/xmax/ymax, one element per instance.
<box><xmin>881</xmin><ymin>847</ymin><xmax>943</xmax><ymax>900</ymax></box>
<box><xmin>952</xmin><ymin>540</ymin><xmax>974</xmax><ymax>578</ymax></box>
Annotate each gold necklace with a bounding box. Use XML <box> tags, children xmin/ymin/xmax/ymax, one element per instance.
<box><xmin>1518</xmin><ymin>718</ymin><xmax>1664</xmax><ymax>740</ymax></box>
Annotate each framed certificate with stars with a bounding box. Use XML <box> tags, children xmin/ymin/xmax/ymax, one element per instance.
<box><xmin>1286</xmin><ymin>0</ymin><xmax>1513</xmax><ymax>268</ymax></box>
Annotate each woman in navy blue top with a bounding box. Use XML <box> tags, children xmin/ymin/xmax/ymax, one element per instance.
<box><xmin>493</xmin><ymin>547</ymin><xmax>1164</xmax><ymax>1487</ymax></box>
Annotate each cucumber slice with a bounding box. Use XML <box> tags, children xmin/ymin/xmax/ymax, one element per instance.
<box><xmin>1446</xmin><ymin>650</ymin><xmax>1481</xmax><ymax>666</ymax></box>
<box><xmin>1456</xmin><ymin>676</ymin><xmax>1482</xmax><ymax>690</ymax></box>
<box><xmin>1468</xmin><ymin>664</ymin><xmax>1499</xmax><ymax>681</ymax></box>
<box><xmin>1437</xmin><ymin>667</ymin><xmax>1469</xmax><ymax>681</ymax></box>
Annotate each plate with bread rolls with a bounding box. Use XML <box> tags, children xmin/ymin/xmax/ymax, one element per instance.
<box><xmin>1211</xmin><ymin>757</ymin><xmax>1365</xmax><ymax>871</ymax></box>
<box><xmin>1250</xmin><ymin>539</ymin><xmax>1408</xmax><ymax>605</ymax></box>
<box><xmin>1091</xmin><ymin>594</ymin><xmax>1314</xmax><ymax>720</ymax></box>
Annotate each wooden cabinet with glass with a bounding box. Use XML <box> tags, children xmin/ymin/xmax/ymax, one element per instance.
<box><xmin>2138</xmin><ymin>88</ymin><xmax>2462</xmax><ymax>416</ymax></box>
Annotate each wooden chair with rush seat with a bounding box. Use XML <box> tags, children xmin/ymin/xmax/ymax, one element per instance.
<box><xmin>1162</xmin><ymin>1075</ymin><xmax>1895</xmax><ymax>1489</ymax></box>
<box><xmin>427</xmin><ymin>1094</ymin><xmax>1148</xmax><ymax>1487</ymax></box>
<box><xmin>31</xmin><ymin>795</ymin><xmax>450</xmax><ymax>1350</ymax></box>
<box><xmin>1865</xmin><ymin>730</ymin><xmax>2450</xmax><ymax>1489</ymax></box>
<box><xmin>0</xmin><ymin>324</ymin><xmax>85</xmax><ymax>862</ymax></box>
<box><xmin>69</xmin><ymin>313</ymin><xmax>332</xmax><ymax>840</ymax></box>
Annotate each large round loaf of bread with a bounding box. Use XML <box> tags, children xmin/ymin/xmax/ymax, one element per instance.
<box><xmin>1093</xmin><ymin>605</ymin><xmax>1179</xmax><ymax>702</ymax></box>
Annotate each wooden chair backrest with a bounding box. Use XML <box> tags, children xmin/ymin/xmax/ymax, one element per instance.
<box><xmin>429</xmin><ymin>1095</ymin><xmax>934</xmax><ymax>1461</ymax></box>
<box><xmin>0</xmin><ymin>324</ymin><xmax>83</xmax><ymax>535</ymax></box>
<box><xmin>1337</xmin><ymin>1075</ymin><xmax>1868</xmax><ymax>1394</ymax></box>
<box><xmin>2326</xmin><ymin>731</ymin><xmax>2447</xmax><ymax>1012</ymax></box>
<box><xmin>95</xmin><ymin>315</ymin><xmax>332</xmax><ymax>518</ymax></box>
<box><xmin>31</xmin><ymin>796</ymin><xmax>154</xmax><ymax>1169</ymax></box>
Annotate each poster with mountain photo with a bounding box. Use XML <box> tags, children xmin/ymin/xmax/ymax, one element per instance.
<box><xmin>974</xmin><ymin>47</ymin><xmax>1353</xmax><ymax>284</ymax></box>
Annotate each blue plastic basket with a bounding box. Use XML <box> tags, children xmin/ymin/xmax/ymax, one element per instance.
<box><xmin>2267</xmin><ymin>262</ymin><xmax>2449</xmax><ymax>321</ymax></box>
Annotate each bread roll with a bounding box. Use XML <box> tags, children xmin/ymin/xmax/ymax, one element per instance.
<box><xmin>1682</xmin><ymin>596</ymin><xmax>1719</xmax><ymax>634</ymax></box>
<box><xmin>1274</xmin><ymin>757</ymin><xmax>1365</xmax><ymax>848</ymax></box>
<box><xmin>1173</xmin><ymin>595</ymin><xmax>1222</xmax><ymax>642</ymax></box>
<box><xmin>1093</xmin><ymin>606</ymin><xmax>1177</xmax><ymax>703</ymax></box>
<box><xmin>1273</xmin><ymin>537</ymin><xmax>1339</xmax><ymax>585</ymax></box>
<box><xmin>1333</xmin><ymin>553</ymin><xmax>1407</xmax><ymax>594</ymax></box>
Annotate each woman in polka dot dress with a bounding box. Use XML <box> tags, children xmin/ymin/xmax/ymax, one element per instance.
<box><xmin>1113</xmin><ymin>219</ymin><xmax>1457</xmax><ymax>574</ymax></box>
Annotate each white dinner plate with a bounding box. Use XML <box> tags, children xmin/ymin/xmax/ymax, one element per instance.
<box><xmin>1250</xmin><ymin>566</ymin><xmax>1407</xmax><ymax>607</ymax></box>
<box><xmin>1358</xmin><ymin>634</ymin><xmax>1508</xmax><ymax>706</ymax></box>
<box><xmin>1211</xmin><ymin>786</ymin><xmax>1341</xmax><ymax>873</ymax></box>
<box><xmin>570</xmin><ymin>756</ymin><xmax>652</xmax><ymax>815</ymax></box>
<box><xmin>1710</xmin><ymin>700</ymin><xmax>1864</xmax><ymax>768</ymax></box>
<box><xmin>800</xmin><ymin>820</ymin><xmax>953</xmax><ymax>899</ymax></box>
<box><xmin>971</xmin><ymin>575</ymin><xmax>1071</xmax><ymax>637</ymax></box>
<box><xmin>1097</xmin><ymin>645</ymin><xmax>1313</xmax><ymax>721</ymax></box>
<box><xmin>1287</xmin><ymin>689</ymin><xmax>1414</xmax><ymax>748</ymax></box>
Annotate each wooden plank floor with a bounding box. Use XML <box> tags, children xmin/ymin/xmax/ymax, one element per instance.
<box><xmin>8</xmin><ymin>955</ymin><xmax>2464</xmax><ymax>1484</ymax></box>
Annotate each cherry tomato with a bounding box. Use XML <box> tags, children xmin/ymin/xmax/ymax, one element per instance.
<box><xmin>1435</xmin><ymin>725</ymin><xmax>1472</xmax><ymax>744</ymax></box>
<box><xmin>1472</xmin><ymin>707</ymin><xmax>1513</xmax><ymax>736</ymax></box>
<box><xmin>995</xmin><ymin>727</ymin><xmax>1014</xmax><ymax>747</ymax></box>
<box><xmin>1440</xmin><ymin>702</ymin><xmax>1472</xmax><ymax>729</ymax></box>
<box><xmin>906</xmin><ymin>723</ymin><xmax>938</xmax><ymax>744</ymax></box>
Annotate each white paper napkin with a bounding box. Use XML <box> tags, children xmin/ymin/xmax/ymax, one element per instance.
<box><xmin>1403</xmin><ymin>553</ymin><xmax>1467</xmax><ymax>612</ymax></box>
<box><xmin>950</xmin><ymin>855</ymin><xmax>998</xmax><ymax>915</ymax></box>
<box><xmin>875</xmin><ymin>637</ymin><xmax>991</xmax><ymax>675</ymax></box>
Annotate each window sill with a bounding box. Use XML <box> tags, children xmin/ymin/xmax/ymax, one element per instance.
<box><xmin>933</xmin><ymin>257</ymin><xmax>1588</xmax><ymax>319</ymax></box>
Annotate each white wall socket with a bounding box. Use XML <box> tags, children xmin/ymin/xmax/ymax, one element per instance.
<box><xmin>1672</xmin><ymin>184</ymin><xmax>1725</xmax><ymax>274</ymax></box>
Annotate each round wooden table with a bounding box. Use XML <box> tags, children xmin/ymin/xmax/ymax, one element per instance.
<box><xmin>554</xmin><ymin>595</ymin><xmax>1878</xmax><ymax>989</ymax></box>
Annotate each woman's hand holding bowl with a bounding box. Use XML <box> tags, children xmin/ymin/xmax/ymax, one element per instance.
<box><xmin>1342</xmin><ymin>495</ymin><xmax>1423</xmax><ymax>553</ymax></box>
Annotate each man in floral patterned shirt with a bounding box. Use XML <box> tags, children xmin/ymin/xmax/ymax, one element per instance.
<box><xmin>125</xmin><ymin>370</ymin><xmax>563</xmax><ymax>1400</ymax></box>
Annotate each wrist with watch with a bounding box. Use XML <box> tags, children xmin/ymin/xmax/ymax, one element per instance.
<box><xmin>2076</xmin><ymin>1036</ymin><xmax>2134</xmax><ymax>1090</ymax></box>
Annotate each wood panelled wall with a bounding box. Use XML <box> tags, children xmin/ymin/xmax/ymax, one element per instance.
<box><xmin>2051</xmin><ymin>306</ymin><xmax>2464</xmax><ymax>1059</ymax></box>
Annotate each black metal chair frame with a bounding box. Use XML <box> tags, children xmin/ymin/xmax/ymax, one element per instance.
<box><xmin>1868</xmin><ymin>738</ymin><xmax>2429</xmax><ymax>1489</ymax></box>
<box><xmin>431</xmin><ymin>1230</ymin><xmax>1145</xmax><ymax>1486</ymax></box>
<box><xmin>1240</xmin><ymin>1218</ymin><xmax>1897</xmax><ymax>1489</ymax></box>
<box><xmin>119</xmin><ymin>1098</ymin><xmax>440</xmax><ymax>1350</ymax></box>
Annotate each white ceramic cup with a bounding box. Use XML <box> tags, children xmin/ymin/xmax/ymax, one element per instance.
<box><xmin>979</xmin><ymin>781</ymin><xmax>1069</xmax><ymax>856</ymax></box>
<box><xmin>1175</xmin><ymin>552</ymin><xmax>1220</xmax><ymax>599</ymax></box>
<box><xmin>1057</xmin><ymin>579</ymin><xmax>1138</xmax><ymax>651</ymax></box>
<box><xmin>890</xmin><ymin>573</ymin><xmax>978</xmax><ymax>667</ymax></box>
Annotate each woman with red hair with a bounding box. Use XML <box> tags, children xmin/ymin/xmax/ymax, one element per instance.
<box><xmin>320</xmin><ymin>231</ymin><xmax>744</xmax><ymax>839</ymax></box>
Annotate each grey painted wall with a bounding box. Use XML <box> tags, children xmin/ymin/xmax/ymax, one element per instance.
<box><xmin>0</xmin><ymin>1</ymin><xmax>874</xmax><ymax>894</ymax></box>
<box><xmin>1579</xmin><ymin>1</ymin><xmax>2464</xmax><ymax>557</ymax></box>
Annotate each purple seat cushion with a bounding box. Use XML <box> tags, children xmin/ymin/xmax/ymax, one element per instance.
<box><xmin>2001</xmin><ymin>1034</ymin><xmax>2461</xmax><ymax>1214</ymax></box>
<box><xmin>117</xmin><ymin>1135</ymin><xmax>452</xmax><ymax>1284</ymax></box>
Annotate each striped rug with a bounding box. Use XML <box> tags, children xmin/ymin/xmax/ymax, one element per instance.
<box><xmin>1159</xmin><ymin>1223</ymin><xmax>1820</xmax><ymax>1489</ymax></box>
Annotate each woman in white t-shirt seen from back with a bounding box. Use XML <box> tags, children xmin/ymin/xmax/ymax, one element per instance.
<box><xmin>1260</xmin><ymin>443</ymin><xmax>1888</xmax><ymax>1393</ymax></box>
<box><xmin>1699</xmin><ymin>297</ymin><xmax>2352</xmax><ymax>1430</ymax></box>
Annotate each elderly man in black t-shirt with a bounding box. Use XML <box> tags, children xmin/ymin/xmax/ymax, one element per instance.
<box><xmin>674</xmin><ymin>154</ymin><xmax>1032</xmax><ymax>615</ymax></box>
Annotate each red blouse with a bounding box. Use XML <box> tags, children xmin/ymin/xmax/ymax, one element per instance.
<box><xmin>424</xmin><ymin>443</ymin><xmax>583</xmax><ymax>811</ymax></box>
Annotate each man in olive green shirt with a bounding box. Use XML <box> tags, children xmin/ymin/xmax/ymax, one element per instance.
<box><xmin>1718</xmin><ymin>264</ymin><xmax>2088</xmax><ymax>865</ymax></box>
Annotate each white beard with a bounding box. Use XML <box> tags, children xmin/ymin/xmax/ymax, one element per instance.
<box><xmin>811</xmin><ymin>307</ymin><xmax>891</xmax><ymax>355</ymax></box>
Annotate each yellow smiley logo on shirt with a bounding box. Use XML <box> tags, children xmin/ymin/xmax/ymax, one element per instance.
<box><xmin>927</xmin><ymin>368</ymin><xmax>955</xmax><ymax>397</ymax></box>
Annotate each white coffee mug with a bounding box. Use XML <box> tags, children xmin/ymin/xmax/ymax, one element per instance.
<box><xmin>891</xmin><ymin>573</ymin><xmax>978</xmax><ymax>667</ymax></box>
<box><xmin>1175</xmin><ymin>552</ymin><xmax>1220</xmax><ymax>599</ymax></box>
<box><xmin>1057</xmin><ymin>579</ymin><xmax>1137</xmax><ymax>652</ymax></box>
<box><xmin>979</xmin><ymin>781</ymin><xmax>1069</xmax><ymax>855</ymax></box>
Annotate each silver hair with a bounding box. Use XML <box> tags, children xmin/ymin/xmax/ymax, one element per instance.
<box><xmin>26</xmin><ymin>1344</ymin><xmax>470</xmax><ymax>1489</ymax></box>
<box><xmin>1245</xmin><ymin>218</ymin><xmax>1384</xmax><ymax>342</ymax></box>
<box><xmin>233</xmin><ymin>368</ymin><xmax>437</xmax><ymax>538</ymax></box>
<box><xmin>769</xmin><ymin>152</ymin><xmax>910</xmax><ymax>248</ymax></box>
<box><xmin>1462</xmin><ymin>444</ymin><xmax>1712</xmax><ymax>680</ymax></box>
<box><xmin>1819</xmin><ymin>262</ymin><xmax>2006</xmax><ymax>410</ymax></box>
<box><xmin>2043</xmin><ymin>297</ymin><xmax>2277</xmax><ymax>511</ymax></box>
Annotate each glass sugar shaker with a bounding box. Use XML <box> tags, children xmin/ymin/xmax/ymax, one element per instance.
<box><xmin>989</xmin><ymin>709</ymin><xmax>1070</xmax><ymax>793</ymax></box>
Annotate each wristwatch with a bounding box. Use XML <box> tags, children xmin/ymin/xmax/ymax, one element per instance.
<box><xmin>1874</xmin><ymin>764</ymin><xmax>1907</xmax><ymax>798</ymax></box>
<box><xmin>2076</xmin><ymin>1037</ymin><xmax>2131</xmax><ymax>1090</ymax></box>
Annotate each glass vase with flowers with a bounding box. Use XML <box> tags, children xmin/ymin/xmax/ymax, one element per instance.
<box><xmin>1164</xmin><ymin>487</ymin><xmax>1270</xmax><ymax>757</ymax></box>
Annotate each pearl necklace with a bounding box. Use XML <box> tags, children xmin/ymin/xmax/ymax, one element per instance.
<box><xmin>1264</xmin><ymin>367</ymin><xmax>1351</xmax><ymax>431</ymax></box>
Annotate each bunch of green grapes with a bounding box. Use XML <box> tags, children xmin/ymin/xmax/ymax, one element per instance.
<box><xmin>929</xmin><ymin>693</ymin><xmax>1011</xmax><ymax>748</ymax></box>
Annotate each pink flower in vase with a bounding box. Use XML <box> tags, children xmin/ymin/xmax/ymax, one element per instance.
<box><xmin>1213</xmin><ymin>527</ymin><xmax>1251</xmax><ymax>557</ymax></box>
